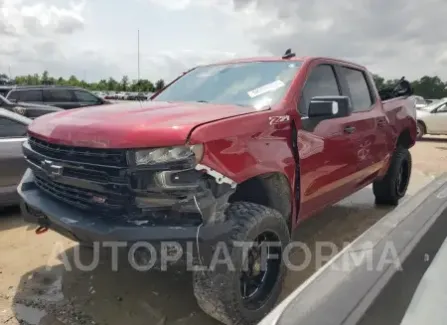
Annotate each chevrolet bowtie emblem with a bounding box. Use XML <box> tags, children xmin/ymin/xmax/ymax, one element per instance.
<box><xmin>41</xmin><ymin>160</ymin><xmax>63</xmax><ymax>178</ymax></box>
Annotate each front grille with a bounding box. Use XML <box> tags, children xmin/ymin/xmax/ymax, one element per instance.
<box><xmin>26</xmin><ymin>137</ymin><xmax>204</xmax><ymax>225</ymax></box>
<box><xmin>28</xmin><ymin>136</ymin><xmax>128</xmax><ymax>167</ymax></box>
<box><xmin>26</xmin><ymin>137</ymin><xmax>136</xmax><ymax>214</ymax></box>
<box><xmin>35</xmin><ymin>175</ymin><xmax>131</xmax><ymax>212</ymax></box>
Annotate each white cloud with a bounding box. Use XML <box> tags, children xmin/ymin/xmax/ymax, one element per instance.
<box><xmin>229</xmin><ymin>0</ymin><xmax>447</xmax><ymax>79</ymax></box>
<box><xmin>1</xmin><ymin>0</ymin><xmax>85</xmax><ymax>37</ymax></box>
<box><xmin>1</xmin><ymin>0</ymin><xmax>447</xmax><ymax>83</ymax></box>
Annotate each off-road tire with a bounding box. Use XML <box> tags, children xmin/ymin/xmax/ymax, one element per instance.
<box><xmin>373</xmin><ymin>146</ymin><xmax>412</xmax><ymax>206</ymax></box>
<box><xmin>416</xmin><ymin>121</ymin><xmax>425</xmax><ymax>140</ymax></box>
<box><xmin>193</xmin><ymin>202</ymin><xmax>290</xmax><ymax>325</ymax></box>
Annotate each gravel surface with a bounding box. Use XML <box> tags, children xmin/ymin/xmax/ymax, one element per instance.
<box><xmin>0</xmin><ymin>136</ymin><xmax>446</xmax><ymax>325</ymax></box>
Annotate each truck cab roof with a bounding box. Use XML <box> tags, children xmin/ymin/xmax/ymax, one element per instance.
<box><xmin>199</xmin><ymin>56</ymin><xmax>367</xmax><ymax>71</ymax></box>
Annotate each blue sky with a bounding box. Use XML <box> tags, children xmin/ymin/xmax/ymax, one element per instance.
<box><xmin>1</xmin><ymin>0</ymin><xmax>447</xmax><ymax>83</ymax></box>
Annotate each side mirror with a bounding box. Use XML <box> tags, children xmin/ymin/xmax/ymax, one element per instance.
<box><xmin>308</xmin><ymin>96</ymin><xmax>352</xmax><ymax>119</ymax></box>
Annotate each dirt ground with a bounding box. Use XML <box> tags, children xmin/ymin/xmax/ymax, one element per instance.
<box><xmin>1</xmin><ymin>136</ymin><xmax>446</xmax><ymax>325</ymax></box>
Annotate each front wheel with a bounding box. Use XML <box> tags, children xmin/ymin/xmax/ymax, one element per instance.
<box><xmin>373</xmin><ymin>146</ymin><xmax>412</xmax><ymax>206</ymax></box>
<box><xmin>416</xmin><ymin>121</ymin><xmax>425</xmax><ymax>140</ymax></box>
<box><xmin>193</xmin><ymin>202</ymin><xmax>290</xmax><ymax>325</ymax></box>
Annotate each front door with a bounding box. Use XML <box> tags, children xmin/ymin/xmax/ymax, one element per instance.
<box><xmin>295</xmin><ymin>63</ymin><xmax>357</xmax><ymax>219</ymax></box>
<box><xmin>428</xmin><ymin>103</ymin><xmax>447</xmax><ymax>134</ymax></box>
<box><xmin>73</xmin><ymin>89</ymin><xmax>102</xmax><ymax>108</ymax></box>
<box><xmin>43</xmin><ymin>89</ymin><xmax>78</xmax><ymax>109</ymax></box>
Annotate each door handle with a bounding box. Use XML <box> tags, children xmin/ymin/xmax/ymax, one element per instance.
<box><xmin>377</xmin><ymin>118</ymin><xmax>386</xmax><ymax>127</ymax></box>
<box><xmin>344</xmin><ymin>126</ymin><xmax>356</xmax><ymax>134</ymax></box>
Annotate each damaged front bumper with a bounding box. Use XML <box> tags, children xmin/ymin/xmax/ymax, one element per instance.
<box><xmin>18</xmin><ymin>167</ymin><xmax>236</xmax><ymax>266</ymax></box>
<box><xmin>19</xmin><ymin>138</ymin><xmax>240</xmax><ymax>266</ymax></box>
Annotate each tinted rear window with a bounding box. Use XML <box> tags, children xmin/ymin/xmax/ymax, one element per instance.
<box><xmin>341</xmin><ymin>67</ymin><xmax>373</xmax><ymax>112</ymax></box>
<box><xmin>44</xmin><ymin>89</ymin><xmax>74</xmax><ymax>102</ymax></box>
<box><xmin>20</xmin><ymin>90</ymin><xmax>43</xmax><ymax>101</ymax></box>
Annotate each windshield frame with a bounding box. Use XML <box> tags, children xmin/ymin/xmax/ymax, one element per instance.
<box><xmin>152</xmin><ymin>60</ymin><xmax>303</xmax><ymax>109</ymax></box>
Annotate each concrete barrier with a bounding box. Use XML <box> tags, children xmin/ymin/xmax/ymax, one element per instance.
<box><xmin>259</xmin><ymin>173</ymin><xmax>447</xmax><ymax>325</ymax></box>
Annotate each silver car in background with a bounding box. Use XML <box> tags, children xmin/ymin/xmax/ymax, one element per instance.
<box><xmin>411</xmin><ymin>95</ymin><xmax>428</xmax><ymax>110</ymax></box>
<box><xmin>416</xmin><ymin>98</ymin><xmax>447</xmax><ymax>139</ymax></box>
<box><xmin>0</xmin><ymin>108</ymin><xmax>30</xmax><ymax>207</ymax></box>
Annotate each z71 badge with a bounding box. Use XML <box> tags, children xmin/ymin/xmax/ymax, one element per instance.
<box><xmin>269</xmin><ymin>115</ymin><xmax>290</xmax><ymax>125</ymax></box>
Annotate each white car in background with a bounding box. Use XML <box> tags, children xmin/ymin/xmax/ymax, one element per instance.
<box><xmin>116</xmin><ymin>92</ymin><xmax>126</xmax><ymax>100</ymax></box>
<box><xmin>416</xmin><ymin>98</ymin><xmax>447</xmax><ymax>139</ymax></box>
<box><xmin>411</xmin><ymin>95</ymin><xmax>428</xmax><ymax>110</ymax></box>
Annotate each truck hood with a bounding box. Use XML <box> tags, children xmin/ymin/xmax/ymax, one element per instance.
<box><xmin>28</xmin><ymin>101</ymin><xmax>264</xmax><ymax>148</ymax></box>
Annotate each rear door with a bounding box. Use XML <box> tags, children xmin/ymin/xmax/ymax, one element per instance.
<box><xmin>296</xmin><ymin>63</ymin><xmax>358</xmax><ymax>218</ymax></box>
<box><xmin>335</xmin><ymin>65</ymin><xmax>389</xmax><ymax>186</ymax></box>
<box><xmin>0</xmin><ymin>113</ymin><xmax>29</xmax><ymax>205</ymax></box>
<box><xmin>43</xmin><ymin>89</ymin><xmax>78</xmax><ymax>109</ymax></box>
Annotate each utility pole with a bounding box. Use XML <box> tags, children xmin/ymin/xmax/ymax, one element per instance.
<box><xmin>8</xmin><ymin>65</ymin><xmax>11</xmax><ymax>80</ymax></box>
<box><xmin>137</xmin><ymin>29</ymin><xmax>140</xmax><ymax>85</ymax></box>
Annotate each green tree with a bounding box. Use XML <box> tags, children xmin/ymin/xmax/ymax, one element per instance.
<box><xmin>7</xmin><ymin>70</ymin><xmax>447</xmax><ymax>99</ymax></box>
<box><xmin>372</xmin><ymin>74</ymin><xmax>385</xmax><ymax>90</ymax></box>
<box><xmin>107</xmin><ymin>78</ymin><xmax>118</xmax><ymax>91</ymax></box>
<box><xmin>68</xmin><ymin>75</ymin><xmax>79</xmax><ymax>86</ymax></box>
<box><xmin>120</xmin><ymin>76</ymin><xmax>129</xmax><ymax>91</ymax></box>
<box><xmin>412</xmin><ymin>76</ymin><xmax>446</xmax><ymax>98</ymax></box>
<box><xmin>41</xmin><ymin>70</ymin><xmax>49</xmax><ymax>84</ymax></box>
<box><xmin>155</xmin><ymin>79</ymin><xmax>165</xmax><ymax>91</ymax></box>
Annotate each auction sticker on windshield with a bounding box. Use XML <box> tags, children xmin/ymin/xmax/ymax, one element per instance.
<box><xmin>247</xmin><ymin>80</ymin><xmax>285</xmax><ymax>98</ymax></box>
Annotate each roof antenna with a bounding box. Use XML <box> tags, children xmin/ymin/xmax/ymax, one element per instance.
<box><xmin>282</xmin><ymin>48</ymin><xmax>296</xmax><ymax>59</ymax></box>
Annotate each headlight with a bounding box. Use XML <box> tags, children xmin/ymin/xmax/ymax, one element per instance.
<box><xmin>131</xmin><ymin>144</ymin><xmax>204</xmax><ymax>166</ymax></box>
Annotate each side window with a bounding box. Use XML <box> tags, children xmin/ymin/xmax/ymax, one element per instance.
<box><xmin>20</xmin><ymin>90</ymin><xmax>43</xmax><ymax>102</ymax></box>
<box><xmin>341</xmin><ymin>67</ymin><xmax>373</xmax><ymax>112</ymax></box>
<box><xmin>44</xmin><ymin>89</ymin><xmax>74</xmax><ymax>102</ymax></box>
<box><xmin>299</xmin><ymin>65</ymin><xmax>340</xmax><ymax>115</ymax></box>
<box><xmin>73</xmin><ymin>90</ymin><xmax>99</xmax><ymax>103</ymax></box>
<box><xmin>436</xmin><ymin>103</ymin><xmax>447</xmax><ymax>113</ymax></box>
<box><xmin>7</xmin><ymin>91</ymin><xmax>20</xmax><ymax>101</ymax></box>
<box><xmin>0</xmin><ymin>117</ymin><xmax>27</xmax><ymax>138</ymax></box>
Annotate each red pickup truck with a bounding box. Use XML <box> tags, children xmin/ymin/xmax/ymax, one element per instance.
<box><xmin>18</xmin><ymin>51</ymin><xmax>416</xmax><ymax>325</ymax></box>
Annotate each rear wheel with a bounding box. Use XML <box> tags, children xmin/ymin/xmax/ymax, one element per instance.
<box><xmin>373</xmin><ymin>146</ymin><xmax>412</xmax><ymax>206</ymax></box>
<box><xmin>416</xmin><ymin>121</ymin><xmax>425</xmax><ymax>140</ymax></box>
<box><xmin>193</xmin><ymin>202</ymin><xmax>290</xmax><ymax>325</ymax></box>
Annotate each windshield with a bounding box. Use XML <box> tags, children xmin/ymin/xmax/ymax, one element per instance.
<box><xmin>153</xmin><ymin>61</ymin><xmax>302</xmax><ymax>109</ymax></box>
<box><xmin>420</xmin><ymin>98</ymin><xmax>447</xmax><ymax>111</ymax></box>
<box><xmin>414</xmin><ymin>97</ymin><xmax>427</xmax><ymax>105</ymax></box>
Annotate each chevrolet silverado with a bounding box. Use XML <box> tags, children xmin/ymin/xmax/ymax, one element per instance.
<box><xmin>18</xmin><ymin>50</ymin><xmax>416</xmax><ymax>325</ymax></box>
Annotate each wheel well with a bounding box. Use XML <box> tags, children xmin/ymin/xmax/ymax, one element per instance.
<box><xmin>396</xmin><ymin>128</ymin><xmax>413</xmax><ymax>149</ymax></box>
<box><xmin>417</xmin><ymin>120</ymin><xmax>426</xmax><ymax>133</ymax></box>
<box><xmin>229</xmin><ymin>173</ymin><xmax>292</xmax><ymax>227</ymax></box>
